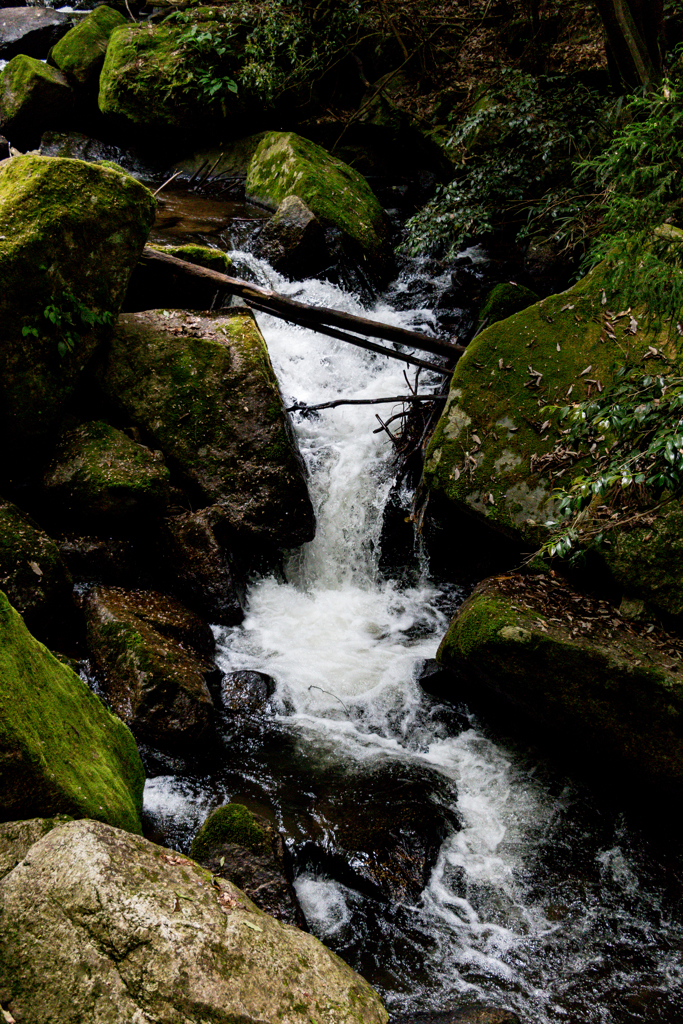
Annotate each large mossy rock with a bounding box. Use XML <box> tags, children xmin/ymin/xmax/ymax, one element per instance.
<box><xmin>0</xmin><ymin>818</ymin><xmax>388</xmax><ymax>1024</ymax></box>
<box><xmin>0</xmin><ymin>55</ymin><xmax>74</xmax><ymax>150</ymax></box>
<box><xmin>436</xmin><ymin>573</ymin><xmax>683</xmax><ymax>809</ymax></box>
<box><xmin>49</xmin><ymin>5</ymin><xmax>125</xmax><ymax>88</ymax></box>
<box><xmin>423</xmin><ymin>268</ymin><xmax>664</xmax><ymax>547</ymax></box>
<box><xmin>245</xmin><ymin>131</ymin><xmax>390</xmax><ymax>265</ymax></box>
<box><xmin>0</xmin><ymin>590</ymin><xmax>144</xmax><ymax>832</ymax></box>
<box><xmin>42</xmin><ymin>420</ymin><xmax>170</xmax><ymax>531</ymax></box>
<box><xmin>0</xmin><ymin>497</ymin><xmax>74</xmax><ymax>642</ymax></box>
<box><xmin>84</xmin><ymin>585</ymin><xmax>217</xmax><ymax>754</ymax></box>
<box><xmin>98</xmin><ymin>308</ymin><xmax>315</xmax><ymax>549</ymax></box>
<box><xmin>0</xmin><ymin>156</ymin><xmax>155</xmax><ymax>463</ymax></box>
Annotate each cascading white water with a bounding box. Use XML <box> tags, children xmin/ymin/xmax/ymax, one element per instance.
<box><xmin>145</xmin><ymin>253</ymin><xmax>683</xmax><ymax>1024</ymax></box>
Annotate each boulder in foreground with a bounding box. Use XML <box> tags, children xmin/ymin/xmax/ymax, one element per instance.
<box><xmin>0</xmin><ymin>817</ymin><xmax>389</xmax><ymax>1024</ymax></box>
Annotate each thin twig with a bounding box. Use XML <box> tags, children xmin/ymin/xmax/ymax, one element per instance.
<box><xmin>153</xmin><ymin>170</ymin><xmax>181</xmax><ymax>197</ymax></box>
<box><xmin>308</xmin><ymin>685</ymin><xmax>350</xmax><ymax>714</ymax></box>
<box><xmin>286</xmin><ymin>394</ymin><xmax>446</xmax><ymax>413</ymax></box>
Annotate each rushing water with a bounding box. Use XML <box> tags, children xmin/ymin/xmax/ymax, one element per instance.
<box><xmin>144</xmin><ymin>248</ymin><xmax>683</xmax><ymax>1023</ymax></box>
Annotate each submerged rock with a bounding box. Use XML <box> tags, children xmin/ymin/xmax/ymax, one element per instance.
<box><xmin>0</xmin><ymin>589</ymin><xmax>144</xmax><ymax>832</ymax></box>
<box><xmin>191</xmin><ymin>802</ymin><xmax>305</xmax><ymax>928</ymax></box>
<box><xmin>48</xmin><ymin>5</ymin><xmax>125</xmax><ymax>88</ymax></box>
<box><xmin>221</xmin><ymin>670</ymin><xmax>275</xmax><ymax>714</ymax></box>
<box><xmin>0</xmin><ymin>156</ymin><xmax>155</xmax><ymax>464</ymax></box>
<box><xmin>84</xmin><ymin>585</ymin><xmax>218</xmax><ymax>754</ymax></box>
<box><xmin>98</xmin><ymin>308</ymin><xmax>315</xmax><ymax>550</ymax></box>
<box><xmin>0</xmin><ymin>496</ymin><xmax>75</xmax><ymax>643</ymax></box>
<box><xmin>0</xmin><ymin>818</ymin><xmax>389</xmax><ymax>1023</ymax></box>
<box><xmin>0</xmin><ymin>55</ymin><xmax>74</xmax><ymax>149</ymax></box>
<box><xmin>246</xmin><ymin>131</ymin><xmax>390</xmax><ymax>269</ymax></box>
<box><xmin>436</xmin><ymin>572</ymin><xmax>683</xmax><ymax>809</ymax></box>
<box><xmin>0</xmin><ymin>7</ymin><xmax>70</xmax><ymax>60</ymax></box>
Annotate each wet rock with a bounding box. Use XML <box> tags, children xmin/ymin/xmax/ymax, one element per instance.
<box><xmin>38</xmin><ymin>129</ymin><xmax>139</xmax><ymax>171</ymax></box>
<box><xmin>0</xmin><ymin>818</ymin><xmax>389</xmax><ymax>1024</ymax></box>
<box><xmin>252</xmin><ymin>195</ymin><xmax>328</xmax><ymax>280</ymax></box>
<box><xmin>161</xmin><ymin>506</ymin><xmax>245</xmax><ymax>626</ymax></box>
<box><xmin>0</xmin><ymin>589</ymin><xmax>144</xmax><ymax>832</ymax></box>
<box><xmin>391</xmin><ymin>1009</ymin><xmax>521</xmax><ymax>1024</ymax></box>
<box><xmin>48</xmin><ymin>5</ymin><xmax>125</xmax><ymax>88</ymax></box>
<box><xmin>221</xmin><ymin>670</ymin><xmax>275</xmax><ymax>714</ymax></box>
<box><xmin>0</xmin><ymin>55</ymin><xmax>74</xmax><ymax>150</ymax></box>
<box><xmin>246</xmin><ymin>131</ymin><xmax>391</xmax><ymax>271</ymax></box>
<box><xmin>58</xmin><ymin>533</ymin><xmax>154</xmax><ymax>587</ymax></box>
<box><xmin>289</xmin><ymin>759</ymin><xmax>459</xmax><ymax>905</ymax></box>
<box><xmin>98</xmin><ymin>308</ymin><xmax>315</xmax><ymax>550</ymax></box>
<box><xmin>124</xmin><ymin>242</ymin><xmax>233</xmax><ymax>313</ymax></box>
<box><xmin>43</xmin><ymin>420</ymin><xmax>170</xmax><ymax>531</ymax></box>
<box><xmin>478</xmin><ymin>281</ymin><xmax>539</xmax><ymax>326</ymax></box>
<box><xmin>0</xmin><ymin>817</ymin><xmax>72</xmax><ymax>882</ymax></box>
<box><xmin>0</xmin><ymin>496</ymin><xmax>75</xmax><ymax>643</ymax></box>
<box><xmin>0</xmin><ymin>7</ymin><xmax>70</xmax><ymax>60</ymax></box>
<box><xmin>191</xmin><ymin>802</ymin><xmax>305</xmax><ymax>928</ymax></box>
<box><xmin>436</xmin><ymin>572</ymin><xmax>683</xmax><ymax>811</ymax></box>
<box><xmin>84</xmin><ymin>585</ymin><xmax>218</xmax><ymax>754</ymax></box>
<box><xmin>0</xmin><ymin>156</ymin><xmax>155</xmax><ymax>466</ymax></box>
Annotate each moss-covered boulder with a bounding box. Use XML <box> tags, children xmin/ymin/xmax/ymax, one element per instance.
<box><xmin>424</xmin><ymin>267</ymin><xmax>664</xmax><ymax>547</ymax></box>
<box><xmin>191</xmin><ymin>803</ymin><xmax>305</xmax><ymax>927</ymax></box>
<box><xmin>0</xmin><ymin>818</ymin><xmax>388</xmax><ymax>1023</ymax></box>
<box><xmin>42</xmin><ymin>420</ymin><xmax>170</xmax><ymax>530</ymax></box>
<box><xmin>49</xmin><ymin>5</ymin><xmax>125</xmax><ymax>88</ymax></box>
<box><xmin>245</xmin><ymin>132</ymin><xmax>390</xmax><ymax>265</ymax></box>
<box><xmin>0</xmin><ymin>590</ymin><xmax>144</xmax><ymax>832</ymax></box>
<box><xmin>0</xmin><ymin>55</ymin><xmax>74</xmax><ymax>150</ymax></box>
<box><xmin>124</xmin><ymin>242</ymin><xmax>233</xmax><ymax>312</ymax></box>
<box><xmin>98</xmin><ymin>10</ymin><xmax>242</xmax><ymax>136</ymax></box>
<box><xmin>0</xmin><ymin>497</ymin><xmax>75</xmax><ymax>643</ymax></box>
<box><xmin>98</xmin><ymin>308</ymin><xmax>315</xmax><ymax>549</ymax></box>
<box><xmin>436</xmin><ymin>573</ymin><xmax>683</xmax><ymax>808</ymax></box>
<box><xmin>84</xmin><ymin>585</ymin><xmax>218</xmax><ymax>754</ymax></box>
<box><xmin>478</xmin><ymin>281</ymin><xmax>540</xmax><ymax>326</ymax></box>
<box><xmin>0</xmin><ymin>156</ymin><xmax>155</xmax><ymax>464</ymax></box>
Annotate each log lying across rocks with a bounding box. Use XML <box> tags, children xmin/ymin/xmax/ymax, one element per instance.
<box><xmin>141</xmin><ymin>246</ymin><xmax>463</xmax><ymax>376</ymax></box>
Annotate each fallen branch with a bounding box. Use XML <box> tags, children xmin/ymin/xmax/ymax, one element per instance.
<box><xmin>141</xmin><ymin>246</ymin><xmax>463</xmax><ymax>362</ymax></box>
<box><xmin>286</xmin><ymin>394</ymin><xmax>446</xmax><ymax>412</ymax></box>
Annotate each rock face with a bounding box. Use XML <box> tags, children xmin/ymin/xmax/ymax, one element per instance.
<box><xmin>0</xmin><ymin>56</ymin><xmax>74</xmax><ymax>150</ymax></box>
<box><xmin>124</xmin><ymin>242</ymin><xmax>234</xmax><ymax>313</ymax></box>
<box><xmin>0</xmin><ymin>590</ymin><xmax>144</xmax><ymax>832</ymax></box>
<box><xmin>423</xmin><ymin>267</ymin><xmax>661</xmax><ymax>547</ymax></box>
<box><xmin>0</xmin><ymin>497</ymin><xmax>74</xmax><ymax>642</ymax></box>
<box><xmin>49</xmin><ymin>5</ymin><xmax>125</xmax><ymax>88</ymax></box>
<box><xmin>99</xmin><ymin>308</ymin><xmax>315</xmax><ymax>549</ymax></box>
<box><xmin>84</xmin><ymin>586</ymin><xmax>218</xmax><ymax>754</ymax></box>
<box><xmin>0</xmin><ymin>818</ymin><xmax>389</xmax><ymax>1024</ymax></box>
<box><xmin>246</xmin><ymin>132</ymin><xmax>390</xmax><ymax>266</ymax></box>
<box><xmin>42</xmin><ymin>420</ymin><xmax>170</xmax><ymax>531</ymax></box>
<box><xmin>436</xmin><ymin>573</ymin><xmax>683</xmax><ymax>807</ymax></box>
<box><xmin>0</xmin><ymin>156</ymin><xmax>155</xmax><ymax>464</ymax></box>
<box><xmin>0</xmin><ymin>7</ymin><xmax>70</xmax><ymax>60</ymax></box>
<box><xmin>252</xmin><ymin>194</ymin><xmax>328</xmax><ymax>279</ymax></box>
<box><xmin>191</xmin><ymin>803</ymin><xmax>305</xmax><ymax>928</ymax></box>
<box><xmin>0</xmin><ymin>816</ymin><xmax>71</xmax><ymax>882</ymax></box>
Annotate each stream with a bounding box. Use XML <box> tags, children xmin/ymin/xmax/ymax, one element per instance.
<box><xmin>142</xmin><ymin>194</ymin><xmax>683</xmax><ymax>1024</ymax></box>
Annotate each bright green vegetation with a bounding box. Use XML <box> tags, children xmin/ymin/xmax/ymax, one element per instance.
<box><xmin>0</xmin><ymin>54</ymin><xmax>71</xmax><ymax>122</ymax></box>
<box><xmin>246</xmin><ymin>131</ymin><xmax>388</xmax><ymax>260</ymax></box>
<box><xmin>49</xmin><ymin>6</ymin><xmax>126</xmax><ymax>87</ymax></box>
<box><xmin>149</xmin><ymin>242</ymin><xmax>232</xmax><ymax>275</ymax></box>
<box><xmin>0</xmin><ymin>591</ymin><xmax>144</xmax><ymax>832</ymax></box>
<box><xmin>191</xmin><ymin>803</ymin><xmax>270</xmax><ymax>862</ymax></box>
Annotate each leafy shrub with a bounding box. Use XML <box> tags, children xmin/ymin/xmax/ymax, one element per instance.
<box><xmin>169</xmin><ymin>10</ymin><xmax>238</xmax><ymax>111</ymax></box>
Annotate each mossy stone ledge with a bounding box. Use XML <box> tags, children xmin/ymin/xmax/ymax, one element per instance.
<box><xmin>245</xmin><ymin>131</ymin><xmax>390</xmax><ymax>266</ymax></box>
<box><xmin>0</xmin><ymin>590</ymin><xmax>144</xmax><ymax>832</ymax></box>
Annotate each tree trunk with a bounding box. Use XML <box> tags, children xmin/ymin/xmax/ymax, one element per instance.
<box><xmin>593</xmin><ymin>0</ymin><xmax>664</xmax><ymax>91</ymax></box>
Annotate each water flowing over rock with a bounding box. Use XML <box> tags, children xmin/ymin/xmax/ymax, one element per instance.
<box><xmin>0</xmin><ymin>156</ymin><xmax>155</xmax><ymax>465</ymax></box>
<box><xmin>84</xmin><ymin>585</ymin><xmax>218</xmax><ymax>755</ymax></box>
<box><xmin>98</xmin><ymin>308</ymin><xmax>315</xmax><ymax>550</ymax></box>
<box><xmin>0</xmin><ymin>590</ymin><xmax>144</xmax><ymax>832</ymax></box>
<box><xmin>0</xmin><ymin>818</ymin><xmax>389</xmax><ymax>1024</ymax></box>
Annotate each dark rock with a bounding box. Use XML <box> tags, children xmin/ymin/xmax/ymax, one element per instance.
<box><xmin>0</xmin><ymin>496</ymin><xmax>76</xmax><ymax>644</ymax></box>
<box><xmin>84</xmin><ymin>585</ymin><xmax>218</xmax><ymax>754</ymax></box>
<box><xmin>59</xmin><ymin>534</ymin><xmax>155</xmax><ymax>588</ymax></box>
<box><xmin>161</xmin><ymin>506</ymin><xmax>245</xmax><ymax>627</ymax></box>
<box><xmin>221</xmin><ymin>670</ymin><xmax>276</xmax><ymax>714</ymax></box>
<box><xmin>478</xmin><ymin>281</ymin><xmax>539</xmax><ymax>327</ymax></box>
<box><xmin>390</xmin><ymin>1008</ymin><xmax>521</xmax><ymax>1024</ymax></box>
<box><xmin>252</xmin><ymin>195</ymin><xmax>328</xmax><ymax>280</ymax></box>
<box><xmin>0</xmin><ymin>7</ymin><xmax>71</xmax><ymax>60</ymax></box>
<box><xmin>191</xmin><ymin>803</ymin><xmax>306</xmax><ymax>928</ymax></box>
<box><xmin>0</xmin><ymin>134</ymin><xmax>9</xmax><ymax>159</ymax></box>
<box><xmin>0</xmin><ymin>55</ymin><xmax>74</xmax><ymax>150</ymax></box>
<box><xmin>124</xmin><ymin>242</ymin><xmax>234</xmax><ymax>313</ymax></box>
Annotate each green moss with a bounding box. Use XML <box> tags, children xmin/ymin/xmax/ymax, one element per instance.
<box><xmin>149</xmin><ymin>243</ymin><xmax>232</xmax><ymax>275</ymax></box>
<box><xmin>0</xmin><ymin>55</ymin><xmax>70</xmax><ymax>121</ymax></box>
<box><xmin>0</xmin><ymin>591</ymin><xmax>144</xmax><ymax>832</ymax></box>
<box><xmin>50</xmin><ymin>6</ymin><xmax>126</xmax><ymax>87</ymax></box>
<box><xmin>246</xmin><ymin>132</ymin><xmax>389</xmax><ymax>260</ymax></box>
<box><xmin>191</xmin><ymin>803</ymin><xmax>270</xmax><ymax>861</ymax></box>
<box><xmin>479</xmin><ymin>282</ymin><xmax>540</xmax><ymax>326</ymax></box>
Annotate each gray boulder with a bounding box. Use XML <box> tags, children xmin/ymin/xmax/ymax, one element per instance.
<box><xmin>252</xmin><ymin>194</ymin><xmax>328</xmax><ymax>279</ymax></box>
<box><xmin>0</xmin><ymin>7</ymin><xmax>70</xmax><ymax>60</ymax></box>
